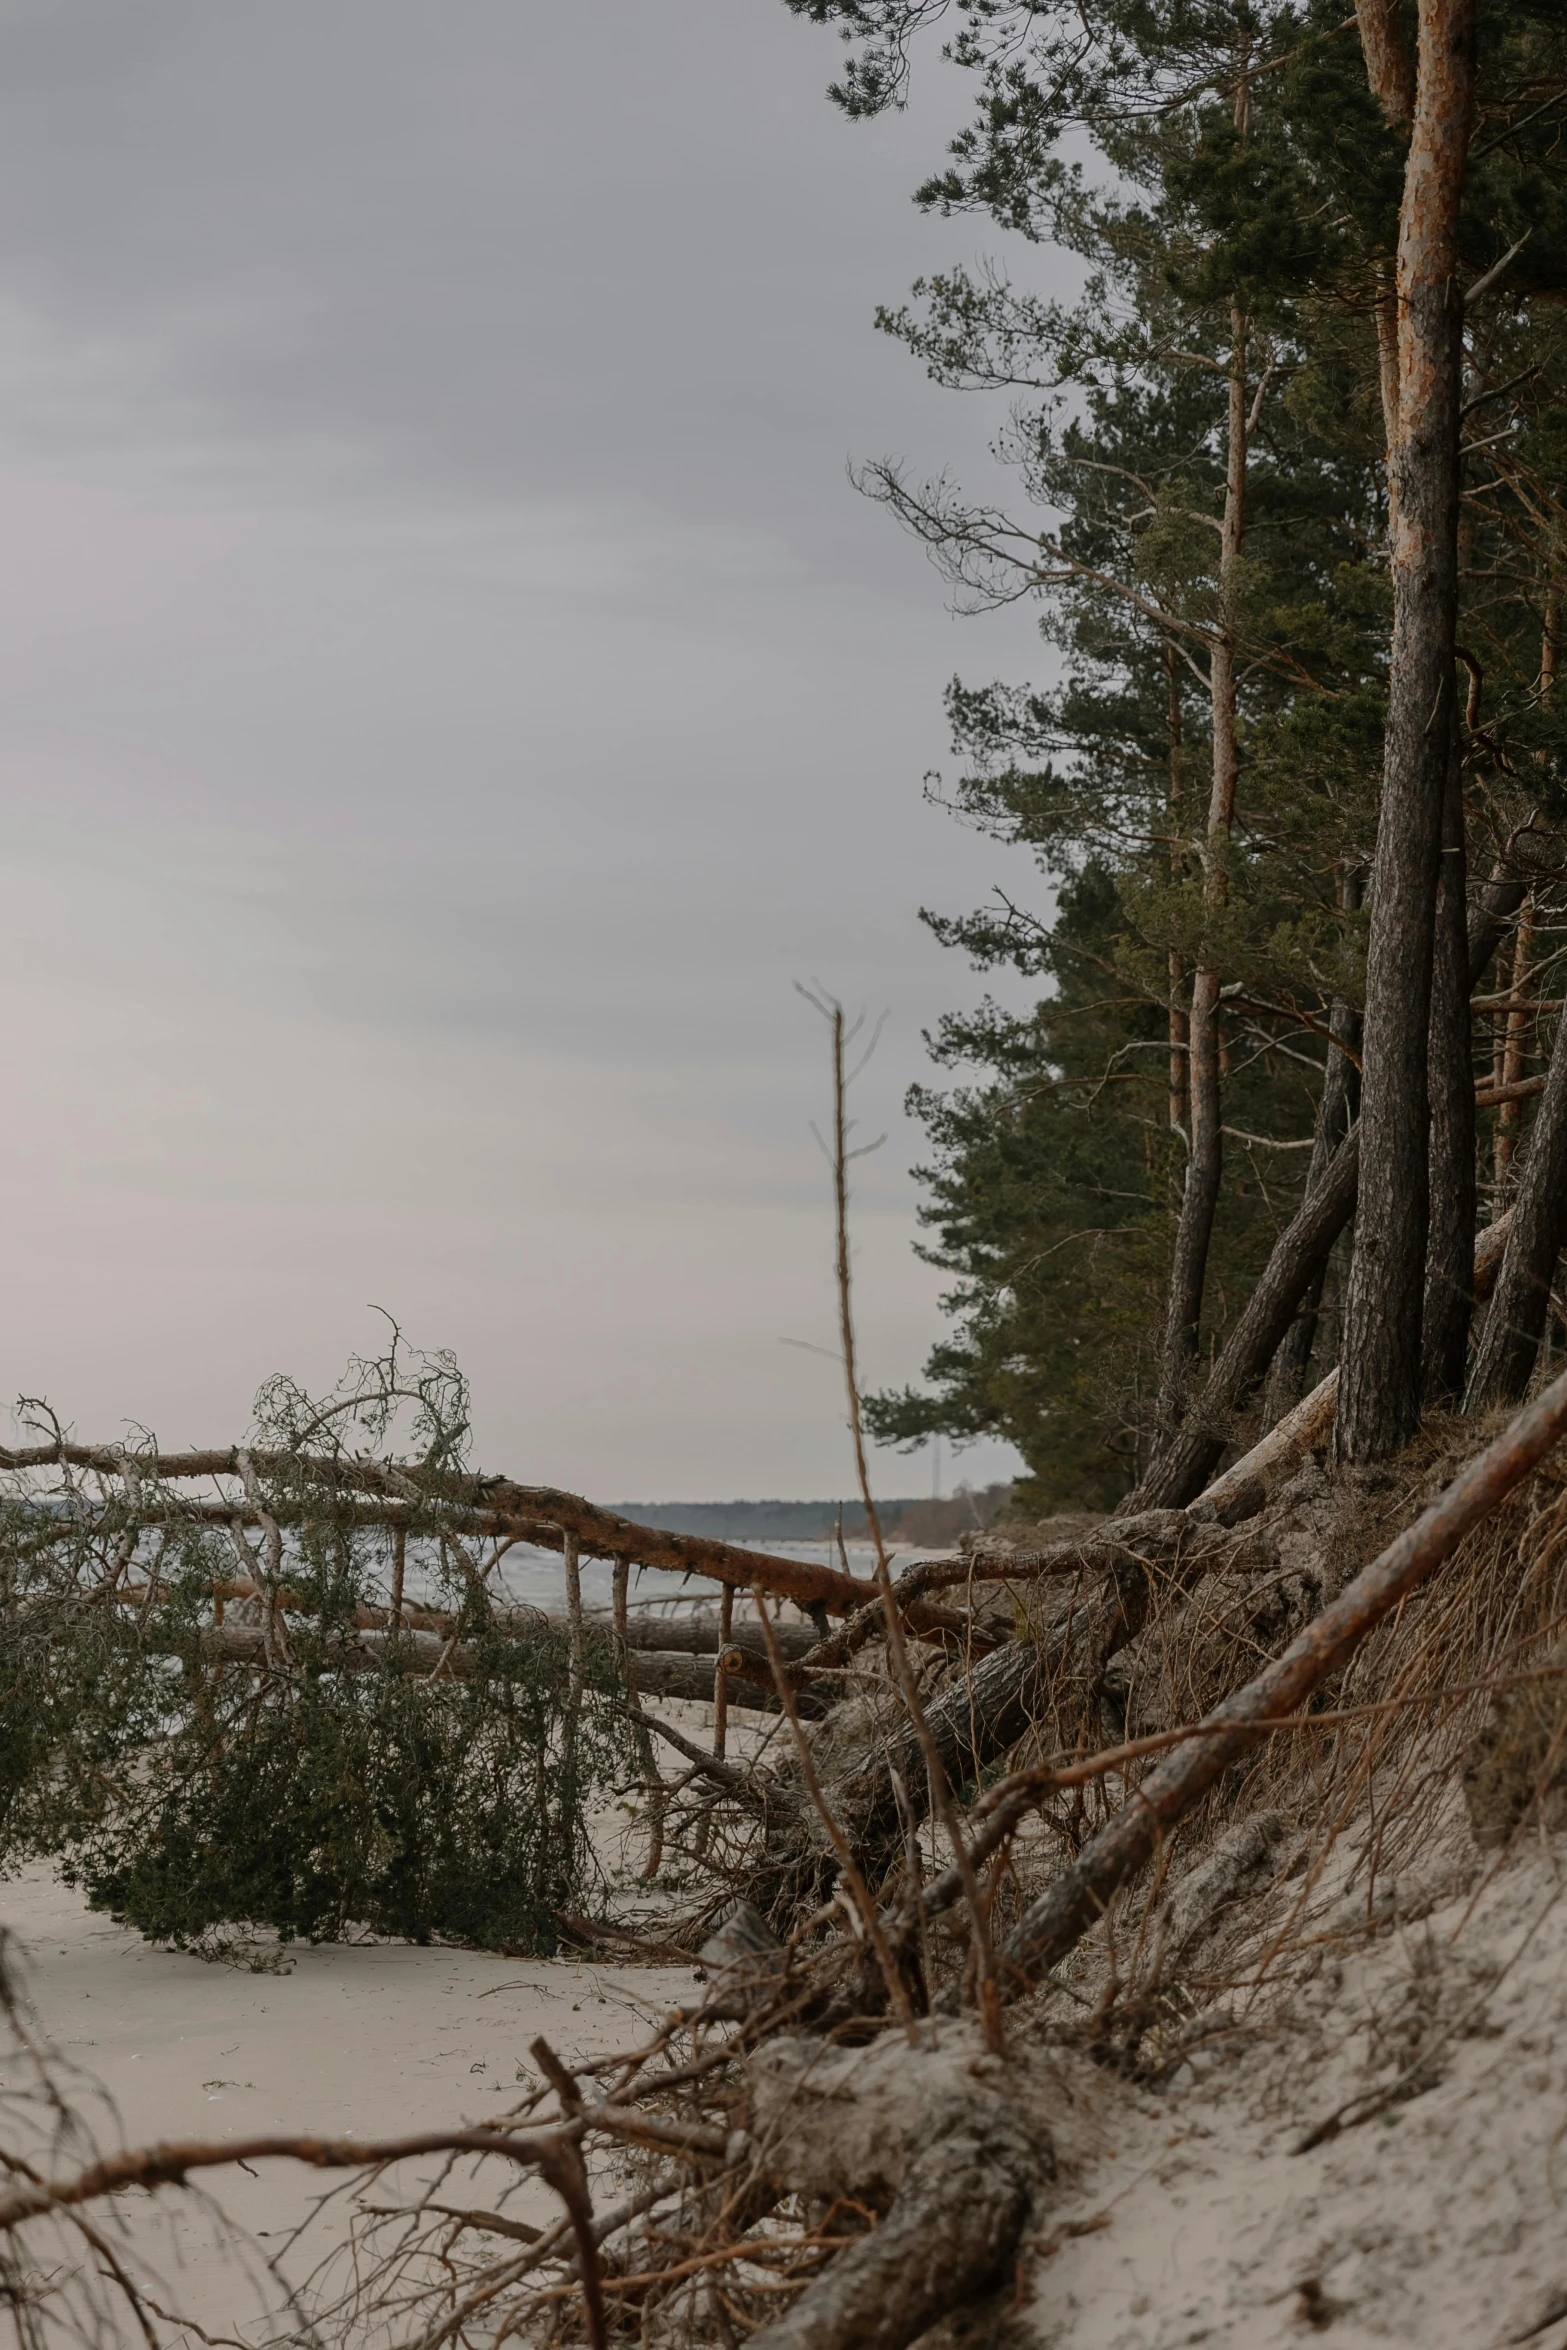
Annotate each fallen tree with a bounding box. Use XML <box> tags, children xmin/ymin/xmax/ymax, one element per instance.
<box><xmin>0</xmin><ymin>1438</ymin><xmax>881</xmax><ymax>1620</ymax></box>
<box><xmin>195</xmin><ymin>1618</ymin><xmax>819</xmax><ymax>1714</ymax></box>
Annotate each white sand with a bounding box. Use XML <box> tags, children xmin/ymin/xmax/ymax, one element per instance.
<box><xmin>2</xmin><ymin>1862</ymin><xmax>697</xmax><ymax>2340</ymax></box>
<box><xmin>1017</xmin><ymin>1842</ymin><xmax>1567</xmax><ymax>2349</ymax></box>
<box><xmin>14</xmin><ymin>1836</ymin><xmax>1567</xmax><ymax>2348</ymax></box>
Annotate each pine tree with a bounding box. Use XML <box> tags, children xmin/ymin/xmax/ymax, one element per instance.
<box><xmin>793</xmin><ymin>0</ymin><xmax>1567</xmax><ymax>1480</ymax></box>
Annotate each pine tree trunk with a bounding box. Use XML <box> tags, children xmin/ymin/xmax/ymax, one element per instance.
<box><xmin>1167</xmin><ymin>645</ymin><xmax>1189</xmax><ymax>1143</ymax></box>
<box><xmin>1160</xmin><ymin>967</ymin><xmax>1222</xmax><ymax>1425</ymax></box>
<box><xmin>1355</xmin><ymin>0</ymin><xmax>1417</xmax><ymax>122</ymax></box>
<box><xmin>1422</xmin><ymin>734</ymin><xmax>1476</xmax><ymax>1399</ymax></box>
<box><xmin>1156</xmin><ymin>303</ymin><xmax>1248</xmax><ymax>1437</ymax></box>
<box><xmin>1264</xmin><ymin>875</ymin><xmax>1363</xmax><ymax>1418</ymax></box>
<box><xmin>1336</xmin><ymin>0</ymin><xmax>1476</xmax><ymax>1463</ymax></box>
<box><xmin>1491</xmin><ymin>900</ymin><xmax>1535</xmax><ymax>1202</ymax></box>
<box><xmin>1465</xmin><ymin>1002</ymin><xmax>1567</xmax><ymax>1410</ymax></box>
<box><xmin>1131</xmin><ymin>1126</ymin><xmax>1362</xmax><ymax>1510</ymax></box>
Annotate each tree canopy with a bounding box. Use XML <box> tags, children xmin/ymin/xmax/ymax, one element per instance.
<box><xmin>790</xmin><ymin>0</ymin><xmax>1567</xmax><ymax>1502</ymax></box>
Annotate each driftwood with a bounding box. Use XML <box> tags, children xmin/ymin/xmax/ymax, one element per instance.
<box><xmin>184</xmin><ymin>1582</ymin><xmax>817</xmax><ymax>1664</ymax></box>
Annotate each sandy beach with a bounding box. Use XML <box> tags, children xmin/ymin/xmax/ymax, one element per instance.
<box><xmin>2</xmin><ymin>1861</ymin><xmax>698</xmax><ymax>2340</ymax></box>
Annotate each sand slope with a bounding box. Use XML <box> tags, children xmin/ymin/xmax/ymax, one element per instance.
<box><xmin>1017</xmin><ymin>1841</ymin><xmax>1567</xmax><ymax>2350</ymax></box>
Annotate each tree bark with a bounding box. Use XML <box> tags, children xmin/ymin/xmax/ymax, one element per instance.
<box><xmin>1167</xmin><ymin>644</ymin><xmax>1189</xmax><ymax>1141</ymax></box>
<box><xmin>1422</xmin><ymin>732</ymin><xmax>1476</xmax><ymax>1398</ymax></box>
<box><xmin>1465</xmin><ymin>1000</ymin><xmax>1567</xmax><ymax>1409</ymax></box>
<box><xmin>1130</xmin><ymin>1127</ymin><xmax>1363</xmax><ymax>1510</ymax></box>
<box><xmin>1470</xmin><ymin>867</ymin><xmax>1528</xmax><ymax>984</ymax></box>
<box><xmin>1337</xmin><ymin>0</ymin><xmax>1476</xmax><ymax>1462</ymax></box>
<box><xmin>1264</xmin><ymin>913</ymin><xmax>1362</xmax><ymax>1420</ymax></box>
<box><xmin>1161</xmin><ymin>967</ymin><xmax>1224</xmax><ymax>1427</ymax></box>
<box><xmin>1156</xmin><ymin>292</ymin><xmax>1249</xmax><ymax>1435</ymax></box>
<box><xmin>1355</xmin><ymin>0</ymin><xmax>1417</xmax><ymax>122</ymax></box>
<box><xmin>1492</xmin><ymin>900</ymin><xmax>1535</xmax><ymax>1202</ymax></box>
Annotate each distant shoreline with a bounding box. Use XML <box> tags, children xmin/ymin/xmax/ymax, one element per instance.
<box><xmin>607</xmin><ymin>1485</ymin><xmax>1012</xmax><ymax>1547</ymax></box>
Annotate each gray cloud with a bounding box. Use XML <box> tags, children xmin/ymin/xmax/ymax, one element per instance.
<box><xmin>0</xmin><ymin>0</ymin><xmax>1064</xmax><ymax>1495</ymax></box>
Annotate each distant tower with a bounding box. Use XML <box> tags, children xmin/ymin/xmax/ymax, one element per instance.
<box><xmin>931</xmin><ymin>1431</ymin><xmax>942</xmax><ymax>1503</ymax></box>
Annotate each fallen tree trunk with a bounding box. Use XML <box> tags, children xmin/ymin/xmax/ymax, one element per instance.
<box><xmin>805</xmin><ymin>1513</ymin><xmax>1247</xmax><ymax>1872</ymax></box>
<box><xmin>983</xmin><ymin>1356</ymin><xmax>1567</xmax><ymax>1999</ymax></box>
<box><xmin>195</xmin><ymin>1622</ymin><xmax>808</xmax><ymax>1712</ymax></box>
<box><xmin>176</xmin><ymin>1582</ymin><xmax>818</xmax><ymax>1664</ymax></box>
<box><xmin>797</xmin><ymin>1212</ymin><xmax>1521</xmax><ymax>1898</ymax></box>
<box><xmin>0</xmin><ymin>1441</ymin><xmax>882</xmax><ymax>1621</ymax></box>
<box><xmin>1126</xmin><ymin>1128</ymin><xmax>1362</xmax><ymax>1509</ymax></box>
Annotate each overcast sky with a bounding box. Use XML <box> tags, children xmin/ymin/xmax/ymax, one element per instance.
<box><xmin>0</xmin><ymin>0</ymin><xmax>1065</xmax><ymax>1499</ymax></box>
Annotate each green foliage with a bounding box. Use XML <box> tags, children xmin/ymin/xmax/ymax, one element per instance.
<box><xmin>71</xmin><ymin>1621</ymin><xmax>620</xmax><ymax>1954</ymax></box>
<box><xmin>819</xmin><ymin>0</ymin><xmax>1567</xmax><ymax>1495</ymax></box>
<box><xmin>1</xmin><ymin>1341</ymin><xmax>632</xmax><ymax>1955</ymax></box>
<box><xmin>867</xmin><ymin>860</ymin><xmax>1332</xmax><ymax>1507</ymax></box>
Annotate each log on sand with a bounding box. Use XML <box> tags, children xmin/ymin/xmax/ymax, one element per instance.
<box><xmin>186</xmin><ymin>1584</ymin><xmax>817</xmax><ymax>1664</ymax></box>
